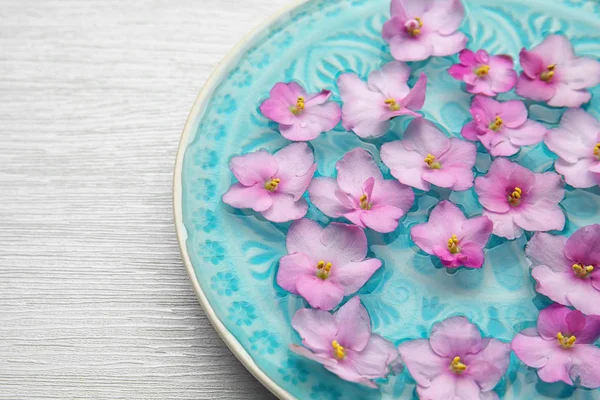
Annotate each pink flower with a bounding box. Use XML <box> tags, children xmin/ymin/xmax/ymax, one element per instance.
<box><xmin>399</xmin><ymin>316</ymin><xmax>511</xmax><ymax>399</ymax></box>
<box><xmin>337</xmin><ymin>61</ymin><xmax>427</xmax><ymax>138</ymax></box>
<box><xmin>276</xmin><ymin>219</ymin><xmax>382</xmax><ymax>310</ymax></box>
<box><xmin>308</xmin><ymin>148</ymin><xmax>414</xmax><ymax>233</ymax></box>
<box><xmin>544</xmin><ymin>108</ymin><xmax>600</xmax><ymax>188</ymax></box>
<box><xmin>448</xmin><ymin>49</ymin><xmax>517</xmax><ymax>96</ymax></box>
<box><xmin>474</xmin><ymin>158</ymin><xmax>565</xmax><ymax>240</ymax></box>
<box><xmin>380</xmin><ymin>118</ymin><xmax>477</xmax><ymax>191</ymax></box>
<box><xmin>410</xmin><ymin>200</ymin><xmax>493</xmax><ymax>269</ymax></box>
<box><xmin>290</xmin><ymin>297</ymin><xmax>398</xmax><ymax>388</ymax></box>
<box><xmin>259</xmin><ymin>82</ymin><xmax>341</xmax><ymax>141</ymax></box>
<box><xmin>511</xmin><ymin>304</ymin><xmax>600</xmax><ymax>389</ymax></box>
<box><xmin>382</xmin><ymin>0</ymin><xmax>467</xmax><ymax>62</ymax></box>
<box><xmin>526</xmin><ymin>225</ymin><xmax>600</xmax><ymax>315</ymax></box>
<box><xmin>461</xmin><ymin>96</ymin><xmax>547</xmax><ymax>157</ymax></box>
<box><xmin>222</xmin><ymin>143</ymin><xmax>316</xmax><ymax>222</ymax></box>
<box><xmin>515</xmin><ymin>35</ymin><xmax>600</xmax><ymax>108</ymax></box>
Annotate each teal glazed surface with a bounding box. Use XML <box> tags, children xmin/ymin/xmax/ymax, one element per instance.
<box><xmin>180</xmin><ymin>0</ymin><xmax>600</xmax><ymax>398</ymax></box>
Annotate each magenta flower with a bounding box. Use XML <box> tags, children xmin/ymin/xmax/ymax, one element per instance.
<box><xmin>382</xmin><ymin>0</ymin><xmax>467</xmax><ymax>62</ymax></box>
<box><xmin>544</xmin><ymin>108</ymin><xmax>600</xmax><ymax>188</ymax></box>
<box><xmin>276</xmin><ymin>219</ymin><xmax>381</xmax><ymax>310</ymax></box>
<box><xmin>515</xmin><ymin>35</ymin><xmax>600</xmax><ymax>108</ymax></box>
<box><xmin>222</xmin><ymin>143</ymin><xmax>316</xmax><ymax>222</ymax></box>
<box><xmin>474</xmin><ymin>158</ymin><xmax>565</xmax><ymax>240</ymax></box>
<box><xmin>290</xmin><ymin>297</ymin><xmax>398</xmax><ymax>388</ymax></box>
<box><xmin>259</xmin><ymin>82</ymin><xmax>341</xmax><ymax>141</ymax></box>
<box><xmin>337</xmin><ymin>61</ymin><xmax>427</xmax><ymax>138</ymax></box>
<box><xmin>399</xmin><ymin>316</ymin><xmax>511</xmax><ymax>399</ymax></box>
<box><xmin>449</xmin><ymin>49</ymin><xmax>517</xmax><ymax>96</ymax></box>
<box><xmin>410</xmin><ymin>200</ymin><xmax>493</xmax><ymax>269</ymax></box>
<box><xmin>526</xmin><ymin>225</ymin><xmax>600</xmax><ymax>315</ymax></box>
<box><xmin>511</xmin><ymin>304</ymin><xmax>600</xmax><ymax>389</ymax></box>
<box><xmin>308</xmin><ymin>148</ymin><xmax>414</xmax><ymax>233</ymax></box>
<box><xmin>461</xmin><ymin>96</ymin><xmax>547</xmax><ymax>157</ymax></box>
<box><xmin>380</xmin><ymin>118</ymin><xmax>477</xmax><ymax>191</ymax></box>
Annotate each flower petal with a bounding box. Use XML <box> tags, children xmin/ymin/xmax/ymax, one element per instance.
<box><xmin>370</xmin><ymin>179</ymin><xmax>415</xmax><ymax>212</ymax></box>
<box><xmin>308</xmin><ymin>178</ymin><xmax>352</xmax><ymax>218</ymax></box>
<box><xmin>400</xmin><ymin>73</ymin><xmax>428</xmax><ymax>111</ymax></box>
<box><xmin>360</xmin><ymin>205</ymin><xmax>404</xmax><ymax>233</ymax></box>
<box><xmin>512</xmin><ymin>200</ymin><xmax>565</xmax><ymax>233</ymax></box>
<box><xmin>286</xmin><ymin>219</ymin><xmax>328</xmax><ymax>262</ymax></box>
<box><xmin>277</xmin><ymin>252</ymin><xmax>316</xmax><ymax>295</ymax></box>
<box><xmin>296</xmin><ymin>275</ymin><xmax>345</xmax><ymax>311</ymax></box>
<box><xmin>515</xmin><ymin>74</ymin><xmax>555</xmax><ymax>102</ymax></box>
<box><xmin>321</xmin><ymin>222</ymin><xmax>368</xmax><ymax>265</ymax></box>
<box><xmin>367</xmin><ymin>61</ymin><xmax>411</xmax><ymax>100</ymax></box>
<box><xmin>434</xmin><ymin>138</ymin><xmax>477</xmax><ymax>190</ymax></box>
<box><xmin>336</xmin><ymin>148</ymin><xmax>383</xmax><ymax>198</ymax></box>
<box><xmin>545</xmin><ymin>108</ymin><xmax>600</xmax><ymax>163</ymax></box>
<box><xmin>461</xmin><ymin>215</ymin><xmax>493</xmax><ymax>247</ymax></box>
<box><xmin>534</xmin><ymin>35</ymin><xmax>575</xmax><ymax>65</ymax></box>
<box><xmin>334</xmin><ymin>297</ymin><xmax>371</xmax><ymax>352</ymax></box>
<box><xmin>556</xmin><ymin>158</ymin><xmax>599</xmax><ymax>189</ymax></box>
<box><xmin>573</xmin><ymin>313</ymin><xmax>600</xmax><ymax>344</ymax></box>
<box><xmin>347</xmin><ymin>334</ymin><xmax>397</xmax><ymax>379</ymax></box>
<box><xmin>429</xmin><ymin>32</ymin><xmax>468</xmax><ymax>57</ymax></box>
<box><xmin>229</xmin><ymin>150</ymin><xmax>278</xmax><ymax>186</ymax></box>
<box><xmin>380</xmin><ymin>140</ymin><xmax>430</xmax><ymax>191</ymax></box>
<box><xmin>511</xmin><ymin>332</ymin><xmax>554</xmax><ymax>369</ymax></box>
<box><xmin>291</xmin><ymin>307</ymin><xmax>338</xmax><ymax>353</ymax></box>
<box><xmin>458</xmin><ymin>242</ymin><xmax>486</xmax><ymax>269</ymax></box>
<box><xmin>565</xmin><ymin>224</ymin><xmax>600</xmax><ymax>267</ymax></box>
<box><xmin>519</xmin><ymin>48</ymin><xmax>545</xmax><ymax>78</ymax></box>
<box><xmin>398</xmin><ymin>339</ymin><xmax>446</xmax><ymax>387</ymax></box>
<box><xmin>260</xmin><ymin>82</ymin><xmax>307</xmax><ymax>125</ymax></box>
<box><xmin>483</xmin><ymin>210</ymin><xmax>523</xmax><ymax>240</ymax></box>
<box><xmin>222</xmin><ymin>183</ymin><xmax>273</xmax><ymax>212</ymax></box>
<box><xmin>570</xmin><ymin>345</ymin><xmax>600</xmax><ymax>389</ymax></box>
<box><xmin>330</xmin><ymin>258</ymin><xmax>382</xmax><ymax>295</ymax></box>
<box><xmin>289</xmin><ymin>344</ymin><xmax>337</xmax><ymax>367</ymax></box>
<box><xmin>547</xmin><ymin>83</ymin><xmax>592</xmax><ymax>108</ymax></box>
<box><xmin>337</xmin><ymin>73</ymin><xmax>387</xmax><ymax>136</ymax></box>
<box><xmin>526</xmin><ymin>232</ymin><xmax>569</xmax><ymax>272</ymax></box>
<box><xmin>274</xmin><ymin>143</ymin><xmax>314</xmax><ymax>180</ymax></box>
<box><xmin>261</xmin><ymin>193</ymin><xmax>308</xmax><ymax>223</ymax></box>
<box><xmin>560</xmin><ymin>56</ymin><xmax>600</xmax><ymax>90</ymax></box>
<box><xmin>532</xmin><ymin>266</ymin><xmax>576</xmax><ymax>309</ymax></box>
<box><xmin>430</xmin><ymin>316</ymin><xmax>483</xmax><ymax>358</ymax></box>
<box><xmin>388</xmin><ymin>35</ymin><xmax>434</xmax><ymax>62</ymax></box>
<box><xmin>422</xmin><ymin>0</ymin><xmax>465</xmax><ymax>35</ymax></box>
<box><xmin>474</xmin><ymin>158</ymin><xmax>513</xmax><ymax>213</ymax></box>
<box><xmin>504</xmin><ymin>120</ymin><xmax>547</xmax><ymax>147</ymax></box>
<box><xmin>537</xmin><ymin>304</ymin><xmax>570</xmax><ymax>340</ymax></box>
<box><xmin>402</xmin><ymin>118</ymin><xmax>450</xmax><ymax>156</ymax></box>
<box><xmin>466</xmin><ymin>339</ymin><xmax>511</xmax><ymax>390</ymax></box>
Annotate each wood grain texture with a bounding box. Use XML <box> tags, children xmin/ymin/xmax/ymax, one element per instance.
<box><xmin>0</xmin><ymin>1</ymin><xmax>291</xmax><ymax>398</ymax></box>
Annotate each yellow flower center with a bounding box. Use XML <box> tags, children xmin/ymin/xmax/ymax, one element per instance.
<box><xmin>508</xmin><ymin>187</ymin><xmax>522</xmax><ymax>206</ymax></box>
<box><xmin>540</xmin><ymin>64</ymin><xmax>556</xmax><ymax>82</ymax></box>
<box><xmin>447</xmin><ymin>234</ymin><xmax>460</xmax><ymax>254</ymax></box>
<box><xmin>332</xmin><ymin>340</ymin><xmax>346</xmax><ymax>360</ymax></box>
<box><xmin>449</xmin><ymin>356</ymin><xmax>467</xmax><ymax>374</ymax></box>
<box><xmin>424</xmin><ymin>154</ymin><xmax>441</xmax><ymax>169</ymax></box>
<box><xmin>384</xmin><ymin>98</ymin><xmax>401</xmax><ymax>111</ymax></box>
<box><xmin>572</xmin><ymin>263</ymin><xmax>594</xmax><ymax>279</ymax></box>
<box><xmin>594</xmin><ymin>143</ymin><xmax>600</xmax><ymax>160</ymax></box>
<box><xmin>556</xmin><ymin>332</ymin><xmax>577</xmax><ymax>349</ymax></box>
<box><xmin>474</xmin><ymin>65</ymin><xmax>490</xmax><ymax>77</ymax></box>
<box><xmin>290</xmin><ymin>97</ymin><xmax>305</xmax><ymax>115</ymax></box>
<box><xmin>489</xmin><ymin>116</ymin><xmax>503</xmax><ymax>131</ymax></box>
<box><xmin>264</xmin><ymin>178</ymin><xmax>281</xmax><ymax>192</ymax></box>
<box><xmin>316</xmin><ymin>260</ymin><xmax>333</xmax><ymax>280</ymax></box>
<box><xmin>359</xmin><ymin>194</ymin><xmax>372</xmax><ymax>210</ymax></box>
<box><xmin>406</xmin><ymin>17</ymin><xmax>423</xmax><ymax>37</ymax></box>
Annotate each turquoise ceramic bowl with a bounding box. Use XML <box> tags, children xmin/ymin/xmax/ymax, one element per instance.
<box><xmin>174</xmin><ymin>0</ymin><xmax>600</xmax><ymax>398</ymax></box>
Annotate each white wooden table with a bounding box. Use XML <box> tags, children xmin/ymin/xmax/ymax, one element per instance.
<box><xmin>0</xmin><ymin>1</ymin><xmax>289</xmax><ymax>398</ymax></box>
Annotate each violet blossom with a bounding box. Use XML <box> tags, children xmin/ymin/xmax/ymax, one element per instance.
<box><xmin>276</xmin><ymin>219</ymin><xmax>381</xmax><ymax>310</ymax></box>
<box><xmin>222</xmin><ymin>143</ymin><xmax>316</xmax><ymax>222</ymax></box>
<box><xmin>308</xmin><ymin>148</ymin><xmax>414</xmax><ymax>233</ymax></box>
<box><xmin>449</xmin><ymin>49</ymin><xmax>517</xmax><ymax>96</ymax></box>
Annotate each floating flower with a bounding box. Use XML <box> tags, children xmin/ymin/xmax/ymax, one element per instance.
<box><xmin>474</xmin><ymin>158</ymin><xmax>565</xmax><ymax>240</ymax></box>
<box><xmin>511</xmin><ymin>304</ymin><xmax>600</xmax><ymax>389</ymax></box>
<box><xmin>290</xmin><ymin>297</ymin><xmax>398</xmax><ymax>388</ymax></box>
<box><xmin>411</xmin><ymin>200</ymin><xmax>493</xmax><ymax>269</ymax></box>
<box><xmin>337</xmin><ymin>61</ymin><xmax>427</xmax><ymax>138</ymax></box>
<box><xmin>448</xmin><ymin>49</ymin><xmax>517</xmax><ymax>96</ymax></box>
<box><xmin>544</xmin><ymin>108</ymin><xmax>600</xmax><ymax>188</ymax></box>
<box><xmin>382</xmin><ymin>0</ymin><xmax>467</xmax><ymax>62</ymax></box>
<box><xmin>380</xmin><ymin>118</ymin><xmax>476</xmax><ymax>191</ymax></box>
<box><xmin>461</xmin><ymin>96</ymin><xmax>547</xmax><ymax>157</ymax></box>
<box><xmin>277</xmin><ymin>219</ymin><xmax>381</xmax><ymax>310</ymax></box>
<box><xmin>259</xmin><ymin>82</ymin><xmax>341</xmax><ymax>141</ymax></box>
<box><xmin>399</xmin><ymin>316</ymin><xmax>511</xmax><ymax>399</ymax></box>
<box><xmin>222</xmin><ymin>143</ymin><xmax>316</xmax><ymax>222</ymax></box>
<box><xmin>515</xmin><ymin>35</ymin><xmax>600</xmax><ymax>108</ymax></box>
<box><xmin>308</xmin><ymin>148</ymin><xmax>414</xmax><ymax>233</ymax></box>
<box><xmin>526</xmin><ymin>224</ymin><xmax>600</xmax><ymax>315</ymax></box>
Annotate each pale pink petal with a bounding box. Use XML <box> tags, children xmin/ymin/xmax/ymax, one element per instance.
<box><xmin>458</xmin><ymin>242</ymin><xmax>485</xmax><ymax>269</ymax></box>
<box><xmin>360</xmin><ymin>205</ymin><xmax>405</xmax><ymax>233</ymax></box>
<box><xmin>533</xmin><ymin>35</ymin><xmax>575</xmax><ymax>66</ymax></box>
<box><xmin>570</xmin><ymin>346</ymin><xmax>600</xmax><ymax>389</ymax></box>
<box><xmin>229</xmin><ymin>150</ymin><xmax>278</xmax><ymax>186</ymax></box>
<box><xmin>274</xmin><ymin>143</ymin><xmax>314</xmax><ymax>180</ymax></box>
<box><xmin>537</xmin><ymin>351</ymin><xmax>574</xmax><ymax>385</ymax></box>
<box><xmin>546</xmin><ymin>108</ymin><xmax>600</xmax><ymax>163</ymax></box>
<box><xmin>487</xmin><ymin>134</ymin><xmax>520</xmax><ymax>157</ymax></box>
<box><xmin>324</xmin><ymin>363</ymin><xmax>378</xmax><ymax>388</ymax></box>
<box><xmin>296</xmin><ymin>275</ymin><xmax>345</xmax><ymax>311</ymax></box>
<box><xmin>416</xmin><ymin>373</ymin><xmax>483</xmax><ymax>400</ymax></box>
<box><xmin>336</xmin><ymin>149</ymin><xmax>383</xmax><ymax>198</ymax></box>
<box><xmin>466</xmin><ymin>360</ymin><xmax>506</xmax><ymax>392</ymax></box>
<box><xmin>330</xmin><ymin>258</ymin><xmax>382</xmax><ymax>295</ymax></box>
<box><xmin>398</xmin><ymin>339</ymin><xmax>446</xmax><ymax>387</ymax></box>
<box><xmin>410</xmin><ymin>200</ymin><xmax>463</xmax><ymax>254</ymax></box>
<box><xmin>526</xmin><ymin>232</ymin><xmax>569</xmax><ymax>272</ymax></box>
<box><xmin>488</xmin><ymin>56</ymin><xmax>518</xmax><ymax>94</ymax></box>
<box><xmin>466</xmin><ymin>338</ymin><xmax>511</xmax><ymax>389</ymax></box>
<box><xmin>347</xmin><ymin>334</ymin><xmax>397</xmax><ymax>379</ymax></box>
<box><xmin>566</xmin><ymin>284</ymin><xmax>600</xmax><ymax>316</ymax></box>
<box><xmin>367</xmin><ymin>61</ymin><xmax>411</xmax><ymax>99</ymax></box>
<box><xmin>434</xmin><ymin>138</ymin><xmax>476</xmax><ymax>190</ymax></box>
<box><xmin>560</xmin><ymin>56</ymin><xmax>600</xmax><ymax>90</ymax></box>
<box><xmin>222</xmin><ymin>183</ymin><xmax>273</xmax><ymax>212</ymax></box>
<box><xmin>566</xmin><ymin>224</ymin><xmax>600</xmax><ymax>268</ymax></box>
<box><xmin>277</xmin><ymin>252</ymin><xmax>316</xmax><ymax>295</ymax></box>
<box><xmin>321</xmin><ymin>222</ymin><xmax>368</xmax><ymax>265</ymax></box>
<box><xmin>429</xmin><ymin>32</ymin><xmax>468</xmax><ymax>57</ymax></box>
<box><xmin>388</xmin><ymin>35</ymin><xmax>434</xmax><ymax>62</ymax></box>
<box><xmin>402</xmin><ymin>118</ymin><xmax>450</xmax><ymax>156</ymax></box>
<box><xmin>391</xmin><ymin>0</ymin><xmax>429</xmax><ymax>17</ymax></box>
<box><xmin>483</xmin><ymin>210</ymin><xmax>523</xmax><ymax>240</ymax></box>
<box><xmin>289</xmin><ymin>344</ymin><xmax>337</xmax><ymax>367</ymax></box>
<box><xmin>260</xmin><ymin>82</ymin><xmax>307</xmax><ymax>125</ymax></box>
<box><xmin>353</xmin><ymin>119</ymin><xmax>392</xmax><ymax>139</ymax></box>
<box><xmin>286</xmin><ymin>219</ymin><xmax>327</xmax><ymax>261</ymax></box>
<box><xmin>504</xmin><ymin>120</ymin><xmax>547</xmax><ymax>147</ymax></box>
<box><xmin>519</xmin><ymin>47</ymin><xmax>544</xmax><ymax>79</ymax></box>
<box><xmin>513</xmin><ymin>200</ymin><xmax>565</xmax><ymax>233</ymax></box>
<box><xmin>302</xmin><ymin>101</ymin><xmax>341</xmax><ymax>130</ymax></box>
<box><xmin>467</xmin><ymin>79</ymin><xmax>495</xmax><ymax>96</ymax></box>
<box><xmin>474</xmin><ymin>158</ymin><xmax>514</xmax><ymax>213</ymax></box>
<box><xmin>461</xmin><ymin>215</ymin><xmax>493</xmax><ymax>247</ymax></box>
<box><xmin>382</xmin><ymin>16</ymin><xmax>405</xmax><ymax>41</ymax></box>
<box><xmin>511</xmin><ymin>332</ymin><xmax>554</xmax><ymax>369</ymax></box>
<box><xmin>423</xmin><ymin>0</ymin><xmax>464</xmax><ymax>34</ymax></box>
<box><xmin>261</xmin><ymin>193</ymin><xmax>308</xmax><ymax>223</ymax></box>
<box><xmin>471</xmin><ymin>95</ymin><xmax>500</xmax><ymax>119</ymax></box>
<box><xmin>532</xmin><ymin>266</ymin><xmax>575</xmax><ymax>308</ymax></box>
<box><xmin>537</xmin><ymin>304</ymin><xmax>570</xmax><ymax>340</ymax></box>
<box><xmin>334</xmin><ymin>297</ymin><xmax>371</xmax><ymax>351</ymax></box>
<box><xmin>547</xmin><ymin>83</ymin><xmax>592</xmax><ymax>108</ymax></box>
<box><xmin>515</xmin><ymin>74</ymin><xmax>555</xmax><ymax>102</ymax></box>
<box><xmin>279</xmin><ymin>165</ymin><xmax>316</xmax><ymax>200</ymax></box>
<box><xmin>291</xmin><ymin>308</ymin><xmax>338</xmax><ymax>353</ymax></box>
<box><xmin>430</xmin><ymin>316</ymin><xmax>483</xmax><ymax>358</ymax></box>
<box><xmin>498</xmin><ymin>99</ymin><xmax>527</xmax><ymax>128</ymax></box>
<box><xmin>337</xmin><ymin>73</ymin><xmax>388</xmax><ymax>137</ymax></box>
<box><xmin>380</xmin><ymin>140</ymin><xmax>430</xmax><ymax>191</ymax></box>
<box><xmin>460</xmin><ymin>121</ymin><xmax>479</xmax><ymax>141</ymax></box>
<box><xmin>399</xmin><ymin>73</ymin><xmax>428</xmax><ymax>111</ymax></box>
<box><xmin>370</xmin><ymin>179</ymin><xmax>415</xmax><ymax>212</ymax></box>
<box><xmin>526</xmin><ymin>171</ymin><xmax>565</xmax><ymax>205</ymax></box>
<box><xmin>308</xmin><ymin>178</ymin><xmax>351</xmax><ymax>217</ymax></box>
<box><xmin>556</xmin><ymin>158</ymin><xmax>598</xmax><ymax>189</ymax></box>
<box><xmin>341</xmin><ymin>209</ymin><xmax>365</xmax><ymax>229</ymax></box>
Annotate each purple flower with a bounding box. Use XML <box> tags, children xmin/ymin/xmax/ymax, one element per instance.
<box><xmin>380</xmin><ymin>118</ymin><xmax>477</xmax><ymax>191</ymax></box>
<box><xmin>511</xmin><ymin>304</ymin><xmax>600</xmax><ymax>389</ymax></box>
<box><xmin>259</xmin><ymin>82</ymin><xmax>341</xmax><ymax>141</ymax></box>
<box><xmin>516</xmin><ymin>35</ymin><xmax>600</xmax><ymax>108</ymax></box>
<box><xmin>411</xmin><ymin>200</ymin><xmax>493</xmax><ymax>269</ymax></box>
<box><xmin>308</xmin><ymin>148</ymin><xmax>414</xmax><ymax>233</ymax></box>
<box><xmin>461</xmin><ymin>96</ymin><xmax>547</xmax><ymax>157</ymax></box>
<box><xmin>474</xmin><ymin>158</ymin><xmax>565</xmax><ymax>240</ymax></box>
<box><xmin>527</xmin><ymin>224</ymin><xmax>600</xmax><ymax>315</ymax></box>
<box><xmin>290</xmin><ymin>297</ymin><xmax>398</xmax><ymax>388</ymax></box>
<box><xmin>449</xmin><ymin>49</ymin><xmax>518</xmax><ymax>96</ymax></box>
<box><xmin>276</xmin><ymin>219</ymin><xmax>381</xmax><ymax>311</ymax></box>
<box><xmin>222</xmin><ymin>143</ymin><xmax>316</xmax><ymax>222</ymax></box>
<box><xmin>399</xmin><ymin>316</ymin><xmax>511</xmax><ymax>399</ymax></box>
<box><xmin>337</xmin><ymin>61</ymin><xmax>427</xmax><ymax>138</ymax></box>
<box><xmin>382</xmin><ymin>0</ymin><xmax>467</xmax><ymax>62</ymax></box>
<box><xmin>544</xmin><ymin>108</ymin><xmax>600</xmax><ymax>188</ymax></box>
